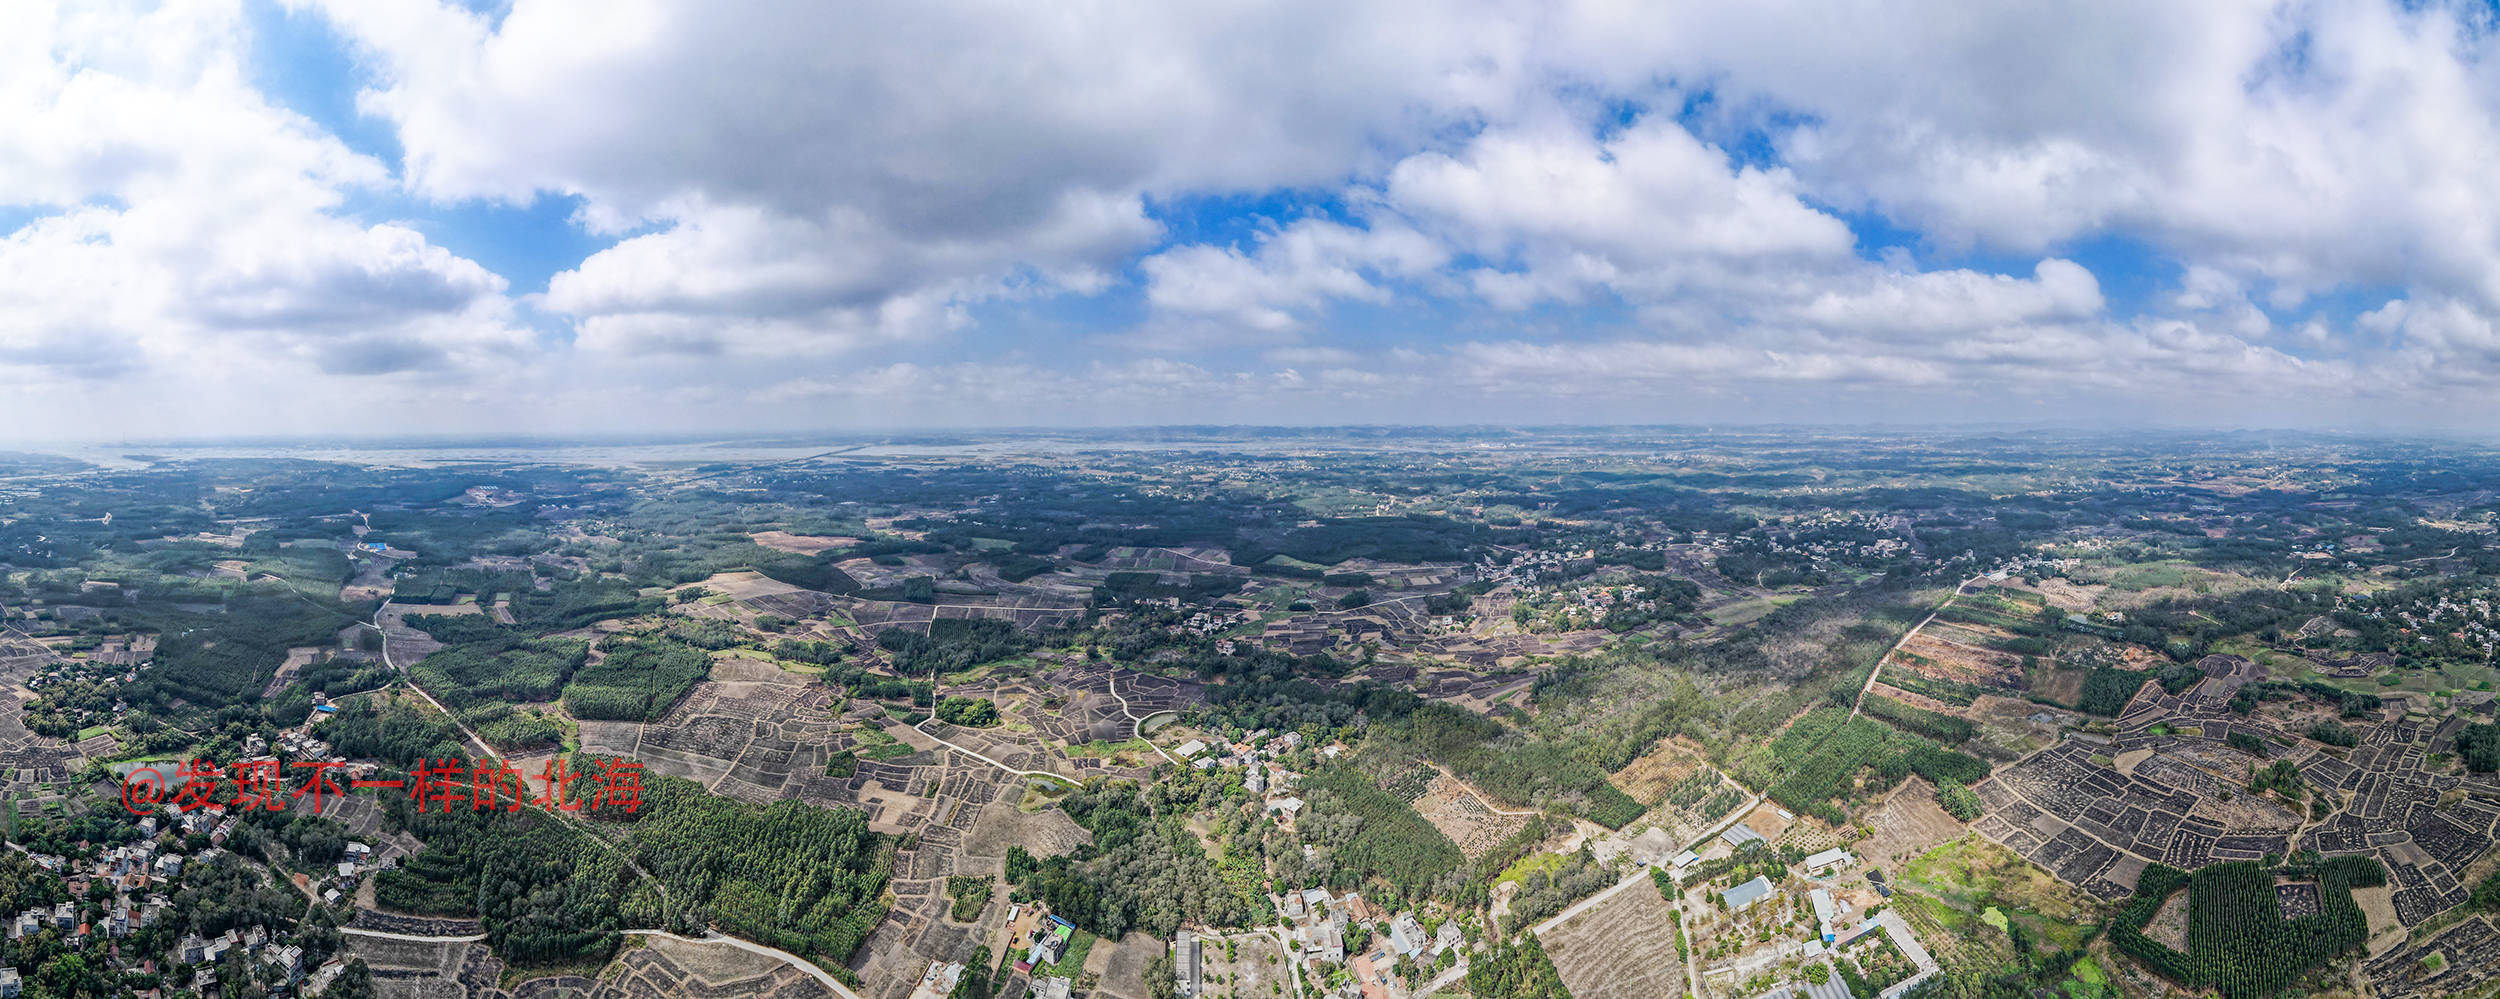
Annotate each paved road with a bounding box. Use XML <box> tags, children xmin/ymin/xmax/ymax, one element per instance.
<box><xmin>625</xmin><ymin>930</ymin><xmax>864</xmax><ymax>999</ymax></box>
<box><xmin>1527</xmin><ymin>790</ymin><xmax>1761</xmax><ymax>938</ymax></box>
<box><xmin>1411</xmin><ymin>958</ymin><xmax>1472</xmax><ymax>998</ymax></box>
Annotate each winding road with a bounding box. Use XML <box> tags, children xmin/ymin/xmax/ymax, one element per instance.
<box><xmin>337</xmin><ymin>926</ymin><xmax>863</xmax><ymax>999</ymax></box>
<box><xmin>1106</xmin><ymin>672</ymin><xmax>1182</xmax><ymax>766</ymax></box>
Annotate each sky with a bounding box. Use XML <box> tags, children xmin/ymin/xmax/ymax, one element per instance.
<box><xmin>11</xmin><ymin>0</ymin><xmax>2500</xmax><ymax>438</ymax></box>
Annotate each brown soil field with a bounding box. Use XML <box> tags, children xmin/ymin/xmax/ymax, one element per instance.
<box><xmin>750</xmin><ymin>531</ymin><xmax>859</xmax><ymax>554</ymax></box>
<box><xmin>2032</xmin><ymin>666</ymin><xmax>2087</xmax><ymax>706</ymax></box>
<box><xmin>1860</xmin><ymin>779</ymin><xmax>1968</xmax><ymax>870</ymax></box>
<box><xmin>1738</xmin><ymin>801</ymin><xmax>1793</xmax><ymax>841</ymax></box>
<box><xmin>1891</xmin><ymin>632</ymin><xmax>2025</xmax><ymax>688</ymax></box>
<box><xmin>2356</xmin><ymin>885</ymin><xmax>2405</xmax><ymax>956</ymax></box>
<box><xmin>1867</xmin><ymin>682</ymin><xmax>1955</xmax><ymax>713</ymax></box>
<box><xmin>1611</xmin><ymin>741</ymin><xmax>1705</xmax><ymax>804</ymax></box>
<box><xmin>1537</xmin><ymin>874</ymin><xmax>1686</xmax><ymax>999</ymax></box>
<box><xmin>1415</xmin><ymin>770</ymin><xmax>1537</xmax><ymax>858</ymax></box>
<box><xmin>2030</xmin><ymin>578</ymin><xmax>2106</xmax><ymax>612</ymax></box>
<box><xmin>2144</xmin><ymin>889</ymin><xmax>2190</xmax><ymax>952</ymax></box>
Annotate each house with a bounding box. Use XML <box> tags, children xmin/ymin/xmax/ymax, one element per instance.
<box><xmin>1301</xmin><ymin>887</ymin><xmax>1332</xmax><ymax>912</ymax></box>
<box><xmin>1173</xmin><ymin>929</ymin><xmax>1201</xmax><ymax>997</ymax></box>
<box><xmin>1389</xmin><ymin>912</ymin><xmax>1427</xmax><ymax>958</ymax></box>
<box><xmin>1720</xmin><ymin>823</ymin><xmax>1767</xmax><ymax>850</ymax></box>
<box><xmin>1027</xmin><ymin>916</ymin><xmax>1075</xmax><ymax>969</ymax></box>
<box><xmin>50</xmin><ymin>903</ymin><xmax>74</xmax><ymax>930</ymax></box>
<box><xmin>1266</xmin><ymin>796</ymin><xmax>1304</xmax><ymax>819</ymax></box>
<box><xmin>1344</xmin><ymin>894</ymin><xmax>1380</xmax><ymax>924</ymax></box>
<box><xmin>1804</xmin><ymin>847</ymin><xmax>1854</xmax><ymax>873</ymax></box>
<box><xmin>1722</xmin><ymin>875</ymin><xmax>1775</xmax><ymax>911</ymax></box>
<box><xmin>1810</xmin><ymin>888</ymin><xmax>1838</xmax><ymax>943</ymax></box>
<box><xmin>153</xmin><ymin>855</ymin><xmax>182</xmax><ymax>879</ymax></box>
<box><xmin>178</xmin><ymin>932</ymin><xmax>207</xmax><ymax>964</ymax></box>
<box><xmin>266</xmin><ymin>944</ymin><xmax>305</xmax><ymax>979</ymax></box>
<box><xmin>1299</xmin><ymin>918</ymin><xmax>1345</xmax><ymax>964</ymax></box>
<box><xmin>1175</xmin><ymin>740</ymin><xmax>1207</xmax><ymax>758</ymax></box>
<box><xmin>304</xmin><ymin>959</ymin><xmax>346</xmax><ymax>997</ymax></box>
<box><xmin>1432</xmin><ymin>920</ymin><xmax>1463</xmax><ymax>957</ymax></box>
<box><xmin>0</xmin><ymin>967</ymin><xmax>20</xmax><ymax>998</ymax></box>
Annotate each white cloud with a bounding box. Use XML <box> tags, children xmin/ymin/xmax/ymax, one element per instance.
<box><xmin>12</xmin><ymin>0</ymin><xmax>2500</xmax><ymax>434</ymax></box>
<box><xmin>0</xmin><ymin>0</ymin><xmax>524</xmax><ymax>391</ymax></box>
<box><xmin>1140</xmin><ymin>220</ymin><xmax>1445</xmax><ymax>336</ymax></box>
<box><xmin>1785</xmin><ymin>259</ymin><xmax>2103</xmax><ymax>338</ymax></box>
<box><xmin>1384</xmin><ymin>117</ymin><xmax>1856</xmax><ymax>308</ymax></box>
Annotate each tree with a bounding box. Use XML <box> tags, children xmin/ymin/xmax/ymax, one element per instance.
<box><xmin>1935</xmin><ymin>778</ymin><xmax>1983</xmax><ymax>821</ymax></box>
<box><xmin>1144</xmin><ymin>949</ymin><xmax>1178</xmax><ymax>999</ymax></box>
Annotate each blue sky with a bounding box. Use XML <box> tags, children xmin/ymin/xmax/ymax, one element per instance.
<box><xmin>4</xmin><ymin>0</ymin><xmax>2499</xmax><ymax>437</ymax></box>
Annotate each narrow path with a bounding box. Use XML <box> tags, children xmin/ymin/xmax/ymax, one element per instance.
<box><xmin>366</xmin><ymin>600</ymin><xmax>673</xmax><ymax>906</ymax></box>
<box><xmin>1250</xmin><ymin>925</ymin><xmax>1309</xmax><ymax>999</ymax></box>
<box><xmin>342</xmin><ymin>927</ymin><xmax>487</xmax><ymax>943</ymax></box>
<box><xmin>911</xmin><ymin>716</ymin><xmax>1072</xmax><ymax>784</ymax></box>
<box><xmin>1525</xmin><ymin>791</ymin><xmax>1760</xmax><ymax>938</ymax></box>
<box><xmin>1433</xmin><ymin>765</ymin><xmax>1535</xmax><ymax>816</ymax></box>
<box><xmin>1525</xmin><ymin>865</ymin><xmax>1652</xmax><ymax>936</ymax></box>
<box><xmin>367</xmin><ymin>600</ymin><xmax>495</xmax><ymax>762</ymax></box>
<box><xmin>623</xmin><ymin>930</ymin><xmax>864</xmax><ymax>999</ymax></box>
<box><xmin>336</xmin><ymin>928</ymin><xmax>862</xmax><ymax>999</ymax></box>
<box><xmin>1411</xmin><ymin>957</ymin><xmax>1471</xmax><ymax>998</ymax></box>
<box><xmin>1849</xmin><ymin>576</ymin><xmax>1982</xmax><ymax>719</ymax></box>
<box><xmin>1105</xmin><ymin>673</ymin><xmax>1181</xmax><ymax>766</ymax></box>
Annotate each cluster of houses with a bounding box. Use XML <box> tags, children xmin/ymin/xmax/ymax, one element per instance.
<box><xmin>1007</xmin><ymin>912</ymin><xmax>1079</xmax><ymax>999</ymax></box>
<box><xmin>1272</xmin><ymin>887</ymin><xmax>1462</xmax><ymax>999</ymax></box>
<box><xmin>1472</xmin><ymin>549</ymin><xmax>1595</xmax><ymax>588</ymax></box>
<box><xmin>1174</xmin><ymin>728</ymin><xmax>1336</xmax><ymax>824</ymax></box>
<box><xmin>15</xmin><ymin>822</ymin><xmax>198</xmax><ymax>951</ymax></box>
<box><xmin>1179</xmin><ymin>608</ymin><xmax>1252</xmax><ymax>638</ymax></box>
<box><xmin>14</xmin><ymin>822</ymin><xmax>362</xmax><ymax>998</ymax></box>
<box><xmin>174</xmin><ymin>924</ymin><xmax>314</xmax><ymax>992</ymax></box>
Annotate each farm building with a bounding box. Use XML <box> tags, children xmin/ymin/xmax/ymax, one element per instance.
<box><xmin>1723</xmin><ymin>875</ymin><xmax>1775</xmax><ymax>911</ymax></box>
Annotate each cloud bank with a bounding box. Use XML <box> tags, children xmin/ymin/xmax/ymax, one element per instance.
<box><xmin>3</xmin><ymin>0</ymin><xmax>2498</xmax><ymax>434</ymax></box>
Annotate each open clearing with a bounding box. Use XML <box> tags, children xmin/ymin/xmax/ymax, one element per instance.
<box><xmin>1536</xmin><ymin>874</ymin><xmax>1686</xmax><ymax>999</ymax></box>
